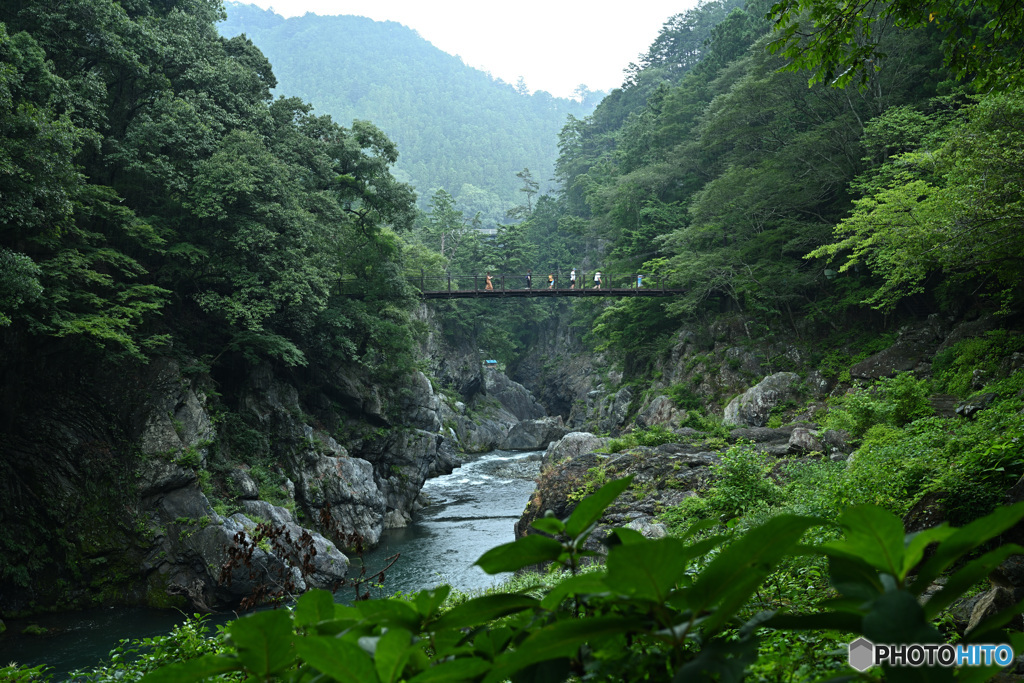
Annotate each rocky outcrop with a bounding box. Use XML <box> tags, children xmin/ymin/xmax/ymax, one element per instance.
<box><xmin>500</xmin><ymin>416</ymin><xmax>568</xmax><ymax>451</ymax></box>
<box><xmin>516</xmin><ymin>440</ymin><xmax>715</xmax><ymax>551</ymax></box>
<box><xmin>635</xmin><ymin>395</ymin><xmax>684</xmax><ymax>430</ymax></box>
<box><xmin>0</xmin><ymin>341</ymin><xmax>456</xmax><ymax>615</ymax></box>
<box><xmin>543</xmin><ymin>431</ymin><xmax>611</xmax><ymax>466</ymax></box>
<box><xmin>415</xmin><ymin>305</ymin><xmax>485</xmax><ymax>401</ymax></box>
<box><xmin>723</xmin><ymin>372</ymin><xmax>803</xmax><ymax>428</ymax></box>
<box><xmin>484</xmin><ymin>370</ymin><xmax>546</xmax><ymax>421</ymax></box>
<box><xmin>443</xmin><ymin>398</ymin><xmax>516</xmax><ymax>453</ymax></box>
<box><xmin>517</xmin><ymin>424</ymin><xmax>840</xmax><ymax>556</ymax></box>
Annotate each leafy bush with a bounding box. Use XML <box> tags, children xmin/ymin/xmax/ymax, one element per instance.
<box><xmin>666</xmin><ymin>384</ymin><xmax>703</xmax><ymax>410</ymax></box>
<box><xmin>64</xmin><ymin>614</ymin><xmax>230</xmax><ymax>682</ymax></box>
<box><xmin>821</xmin><ymin>372</ymin><xmax>933</xmax><ymax>438</ymax></box>
<box><xmin>703</xmin><ymin>442</ymin><xmax>781</xmax><ymax>522</ymax></box>
<box><xmin>605</xmin><ymin>424</ymin><xmax>679</xmax><ymax>452</ymax></box>
<box><xmin>932</xmin><ymin>330</ymin><xmax>1024</xmax><ymax>397</ymax></box>
<box><xmin>659</xmin><ymin>442</ymin><xmax>782</xmax><ymax>532</ymax></box>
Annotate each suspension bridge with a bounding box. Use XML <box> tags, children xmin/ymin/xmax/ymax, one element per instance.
<box><xmin>342</xmin><ymin>271</ymin><xmax>685</xmax><ymax>300</ymax></box>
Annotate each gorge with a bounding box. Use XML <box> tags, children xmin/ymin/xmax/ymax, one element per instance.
<box><xmin>3</xmin><ymin>0</ymin><xmax>1024</xmax><ymax>678</ymax></box>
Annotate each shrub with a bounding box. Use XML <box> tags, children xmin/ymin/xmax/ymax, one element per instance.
<box><xmin>605</xmin><ymin>424</ymin><xmax>678</xmax><ymax>453</ymax></box>
<box><xmin>666</xmin><ymin>384</ymin><xmax>703</xmax><ymax>410</ymax></box>
<box><xmin>821</xmin><ymin>372</ymin><xmax>933</xmax><ymax>438</ymax></box>
<box><xmin>932</xmin><ymin>330</ymin><xmax>1024</xmax><ymax>397</ymax></box>
<box><xmin>703</xmin><ymin>442</ymin><xmax>781</xmax><ymax>521</ymax></box>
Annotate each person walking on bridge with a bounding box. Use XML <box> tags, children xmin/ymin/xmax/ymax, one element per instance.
<box><xmin>570</xmin><ymin>268</ymin><xmax>576</xmax><ymax>289</ymax></box>
<box><xmin>548</xmin><ymin>273</ymin><xmax>554</xmax><ymax>289</ymax></box>
<box><xmin>485</xmin><ymin>272</ymin><xmax>493</xmax><ymax>291</ymax></box>
<box><xmin>525</xmin><ymin>270</ymin><xmax>532</xmax><ymax>289</ymax></box>
<box><xmin>594</xmin><ymin>271</ymin><xmax>602</xmax><ymax>290</ymax></box>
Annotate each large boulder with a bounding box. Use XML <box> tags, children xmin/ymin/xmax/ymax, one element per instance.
<box><xmin>543</xmin><ymin>431</ymin><xmax>611</xmax><ymax>466</ymax></box>
<box><xmin>500</xmin><ymin>416</ymin><xmax>568</xmax><ymax>450</ymax></box>
<box><xmin>723</xmin><ymin>373</ymin><xmax>802</xmax><ymax>428</ymax></box>
<box><xmin>484</xmin><ymin>371</ymin><xmax>546</xmax><ymax>420</ymax></box>
<box><xmin>635</xmin><ymin>395</ymin><xmax>683</xmax><ymax>430</ymax></box>
<box><xmin>598</xmin><ymin>386</ymin><xmax>634</xmax><ymax>434</ymax></box>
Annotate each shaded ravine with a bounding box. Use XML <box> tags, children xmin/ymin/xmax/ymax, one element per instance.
<box><xmin>0</xmin><ymin>449</ymin><xmax>541</xmax><ymax>678</ymax></box>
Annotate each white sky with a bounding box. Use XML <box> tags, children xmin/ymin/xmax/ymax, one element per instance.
<box><xmin>243</xmin><ymin>1</ymin><xmax>697</xmax><ymax>99</ymax></box>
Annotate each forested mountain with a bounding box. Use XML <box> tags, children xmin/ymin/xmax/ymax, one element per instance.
<box><xmin>218</xmin><ymin>3</ymin><xmax>603</xmax><ymax>222</ymax></box>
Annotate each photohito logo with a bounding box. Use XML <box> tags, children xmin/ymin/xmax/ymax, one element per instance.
<box><xmin>848</xmin><ymin>638</ymin><xmax>1015</xmax><ymax>671</ymax></box>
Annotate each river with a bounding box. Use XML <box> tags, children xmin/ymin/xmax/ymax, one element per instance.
<box><xmin>0</xmin><ymin>449</ymin><xmax>541</xmax><ymax>679</ymax></box>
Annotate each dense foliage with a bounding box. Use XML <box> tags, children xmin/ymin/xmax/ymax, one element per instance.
<box><xmin>0</xmin><ymin>0</ymin><xmax>418</xmax><ymax>374</ymax></box>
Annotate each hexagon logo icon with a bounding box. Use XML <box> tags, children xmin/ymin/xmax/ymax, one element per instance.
<box><xmin>848</xmin><ymin>638</ymin><xmax>875</xmax><ymax>671</ymax></box>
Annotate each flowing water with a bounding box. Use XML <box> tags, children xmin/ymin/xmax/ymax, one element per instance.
<box><xmin>0</xmin><ymin>449</ymin><xmax>541</xmax><ymax>679</ymax></box>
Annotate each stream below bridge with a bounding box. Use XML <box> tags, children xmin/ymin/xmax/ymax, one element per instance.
<box><xmin>1</xmin><ymin>449</ymin><xmax>542</xmax><ymax>679</ymax></box>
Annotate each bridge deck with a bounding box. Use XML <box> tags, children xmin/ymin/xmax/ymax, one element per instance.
<box><xmin>419</xmin><ymin>287</ymin><xmax>682</xmax><ymax>299</ymax></box>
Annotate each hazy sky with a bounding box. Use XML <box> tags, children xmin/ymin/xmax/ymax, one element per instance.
<box><xmin>242</xmin><ymin>1</ymin><xmax>696</xmax><ymax>99</ymax></box>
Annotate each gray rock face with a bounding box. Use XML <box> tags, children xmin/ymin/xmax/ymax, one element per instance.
<box><xmin>137</xmin><ymin>458</ymin><xmax>197</xmax><ymax>497</ymax></box>
<box><xmin>291</xmin><ymin>450</ymin><xmax>386</xmax><ymax>546</ymax></box>
<box><xmin>501</xmin><ymin>416</ymin><xmax>568</xmax><ymax>450</ymax></box>
<box><xmin>400</xmin><ymin>371</ymin><xmax>442</xmax><ymax>432</ymax></box>
<box><xmin>415</xmin><ymin>304</ymin><xmax>485</xmax><ymax>402</ymax></box>
<box><xmin>516</xmin><ymin>446</ymin><xmax>714</xmax><ymax>552</ymax></box>
<box><xmin>372</xmin><ymin>428</ymin><xmax>440</xmax><ymax>529</ymax></box>
<box><xmin>635</xmin><ymin>395</ymin><xmax>682</xmax><ymax>430</ymax></box>
<box><xmin>598</xmin><ymin>386</ymin><xmax>634</xmax><ymax>434</ymax></box>
<box><xmin>453</xmin><ymin>415</ymin><xmax>512</xmax><ymax>452</ymax></box>
<box><xmin>237</xmin><ymin>502</ymin><xmax>348</xmax><ymax>590</ymax></box>
<box><xmin>851</xmin><ymin>323</ymin><xmax>945</xmax><ymax>379</ymax></box>
<box><xmin>230</xmin><ymin>469</ymin><xmax>260</xmax><ymax>500</ymax></box>
<box><xmin>484</xmin><ymin>371</ymin><xmax>547</xmax><ymax>421</ymax></box>
<box><xmin>544</xmin><ymin>431</ymin><xmax>611</xmax><ymax>466</ymax></box>
<box><xmin>723</xmin><ymin>372</ymin><xmax>802</xmax><ymax>427</ymax></box>
<box><xmin>138</xmin><ymin>358</ymin><xmax>214</xmax><ymax>458</ymax></box>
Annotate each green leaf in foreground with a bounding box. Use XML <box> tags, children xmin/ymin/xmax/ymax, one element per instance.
<box><xmin>295</xmin><ymin>635</ymin><xmax>380</xmax><ymax>683</ymax></box>
<box><xmin>564</xmin><ymin>475</ymin><xmax>633</xmax><ymax>538</ymax></box>
<box><xmin>475</xmin><ymin>534</ymin><xmax>564</xmax><ymax>574</ymax></box>
<box><xmin>227</xmin><ymin>608</ymin><xmax>295</xmax><ymax>676</ymax></box>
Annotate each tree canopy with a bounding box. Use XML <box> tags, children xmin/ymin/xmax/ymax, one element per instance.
<box><xmin>0</xmin><ymin>0</ymin><xmax>418</xmax><ymax>375</ymax></box>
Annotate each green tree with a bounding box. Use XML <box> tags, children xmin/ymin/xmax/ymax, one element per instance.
<box><xmin>767</xmin><ymin>0</ymin><xmax>1024</xmax><ymax>89</ymax></box>
<box><xmin>422</xmin><ymin>188</ymin><xmax>471</xmax><ymax>262</ymax></box>
<box><xmin>807</xmin><ymin>90</ymin><xmax>1024</xmax><ymax>312</ymax></box>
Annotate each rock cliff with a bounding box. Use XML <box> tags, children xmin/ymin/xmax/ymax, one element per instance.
<box><xmin>0</xmin><ymin>340</ymin><xmax>456</xmax><ymax>616</ymax></box>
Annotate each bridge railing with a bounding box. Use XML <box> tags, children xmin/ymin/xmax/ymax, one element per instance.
<box><xmin>335</xmin><ymin>272</ymin><xmax>669</xmax><ymax>296</ymax></box>
<box><xmin>402</xmin><ymin>271</ymin><xmax>664</xmax><ymax>294</ymax></box>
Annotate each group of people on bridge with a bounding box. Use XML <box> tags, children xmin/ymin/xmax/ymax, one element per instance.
<box><xmin>484</xmin><ymin>269</ymin><xmax>643</xmax><ymax>291</ymax></box>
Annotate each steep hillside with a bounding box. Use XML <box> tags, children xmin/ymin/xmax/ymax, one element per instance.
<box><xmin>219</xmin><ymin>3</ymin><xmax>602</xmax><ymax>220</ymax></box>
